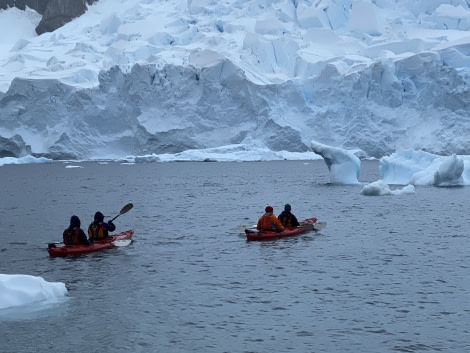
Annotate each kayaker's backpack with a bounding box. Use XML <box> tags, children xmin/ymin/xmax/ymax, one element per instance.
<box><xmin>63</xmin><ymin>228</ymin><xmax>79</xmax><ymax>245</ymax></box>
<box><xmin>88</xmin><ymin>222</ymin><xmax>107</xmax><ymax>240</ymax></box>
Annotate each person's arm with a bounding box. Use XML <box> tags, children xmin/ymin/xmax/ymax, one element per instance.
<box><xmin>256</xmin><ymin>217</ymin><xmax>263</xmax><ymax>230</ymax></box>
<box><xmin>78</xmin><ymin>229</ymin><xmax>91</xmax><ymax>245</ymax></box>
<box><xmin>63</xmin><ymin>229</ymin><xmax>70</xmax><ymax>245</ymax></box>
<box><xmin>292</xmin><ymin>215</ymin><xmax>300</xmax><ymax>227</ymax></box>
<box><xmin>272</xmin><ymin>216</ymin><xmax>285</xmax><ymax>231</ymax></box>
<box><xmin>87</xmin><ymin>224</ymin><xmax>93</xmax><ymax>239</ymax></box>
<box><xmin>106</xmin><ymin>221</ymin><xmax>116</xmax><ymax>232</ymax></box>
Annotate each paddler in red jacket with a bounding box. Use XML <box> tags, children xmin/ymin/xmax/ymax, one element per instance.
<box><xmin>257</xmin><ymin>206</ymin><xmax>285</xmax><ymax>232</ymax></box>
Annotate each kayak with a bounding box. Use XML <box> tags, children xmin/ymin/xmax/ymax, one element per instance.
<box><xmin>245</xmin><ymin>218</ymin><xmax>325</xmax><ymax>241</ymax></box>
<box><xmin>47</xmin><ymin>230</ymin><xmax>134</xmax><ymax>257</ymax></box>
<box><xmin>246</xmin><ymin>227</ymin><xmax>306</xmax><ymax>241</ymax></box>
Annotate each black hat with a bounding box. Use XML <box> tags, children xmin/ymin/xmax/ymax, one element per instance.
<box><xmin>284</xmin><ymin>204</ymin><xmax>291</xmax><ymax>211</ymax></box>
<box><xmin>94</xmin><ymin>211</ymin><xmax>104</xmax><ymax>222</ymax></box>
<box><xmin>70</xmin><ymin>215</ymin><xmax>81</xmax><ymax>227</ymax></box>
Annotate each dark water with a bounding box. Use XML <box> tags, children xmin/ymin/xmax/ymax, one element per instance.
<box><xmin>1</xmin><ymin>160</ymin><xmax>469</xmax><ymax>353</ymax></box>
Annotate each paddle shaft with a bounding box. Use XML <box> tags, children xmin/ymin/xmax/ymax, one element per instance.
<box><xmin>110</xmin><ymin>203</ymin><xmax>133</xmax><ymax>222</ymax></box>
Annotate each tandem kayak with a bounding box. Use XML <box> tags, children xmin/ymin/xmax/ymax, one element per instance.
<box><xmin>47</xmin><ymin>230</ymin><xmax>134</xmax><ymax>257</ymax></box>
<box><xmin>245</xmin><ymin>218</ymin><xmax>326</xmax><ymax>241</ymax></box>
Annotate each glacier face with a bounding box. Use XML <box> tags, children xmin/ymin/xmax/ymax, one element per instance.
<box><xmin>2</xmin><ymin>54</ymin><xmax>470</xmax><ymax>160</ymax></box>
<box><xmin>0</xmin><ymin>60</ymin><xmax>309</xmax><ymax>160</ymax></box>
<box><xmin>2</xmin><ymin>0</ymin><xmax>470</xmax><ymax>161</ymax></box>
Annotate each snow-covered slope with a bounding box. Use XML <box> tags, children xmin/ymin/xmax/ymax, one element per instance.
<box><xmin>1</xmin><ymin>0</ymin><xmax>470</xmax><ymax>160</ymax></box>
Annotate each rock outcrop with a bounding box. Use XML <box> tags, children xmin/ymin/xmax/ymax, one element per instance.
<box><xmin>0</xmin><ymin>0</ymin><xmax>97</xmax><ymax>34</ymax></box>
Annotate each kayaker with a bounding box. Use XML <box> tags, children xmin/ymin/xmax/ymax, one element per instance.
<box><xmin>63</xmin><ymin>215</ymin><xmax>91</xmax><ymax>245</ymax></box>
<box><xmin>278</xmin><ymin>203</ymin><xmax>300</xmax><ymax>228</ymax></box>
<box><xmin>88</xmin><ymin>211</ymin><xmax>116</xmax><ymax>241</ymax></box>
<box><xmin>257</xmin><ymin>206</ymin><xmax>285</xmax><ymax>232</ymax></box>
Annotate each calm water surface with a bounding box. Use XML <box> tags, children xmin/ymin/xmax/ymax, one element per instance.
<box><xmin>0</xmin><ymin>160</ymin><xmax>469</xmax><ymax>352</ymax></box>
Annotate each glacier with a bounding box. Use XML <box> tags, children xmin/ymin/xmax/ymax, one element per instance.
<box><xmin>2</xmin><ymin>0</ymin><xmax>470</xmax><ymax>180</ymax></box>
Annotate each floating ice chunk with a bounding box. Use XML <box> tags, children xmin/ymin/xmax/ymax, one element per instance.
<box><xmin>0</xmin><ymin>274</ymin><xmax>67</xmax><ymax>310</ymax></box>
<box><xmin>311</xmin><ymin>140</ymin><xmax>360</xmax><ymax>184</ymax></box>
<box><xmin>361</xmin><ymin>179</ymin><xmax>415</xmax><ymax>196</ymax></box>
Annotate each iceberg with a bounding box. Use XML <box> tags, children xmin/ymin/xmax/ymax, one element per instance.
<box><xmin>380</xmin><ymin>150</ymin><xmax>465</xmax><ymax>186</ymax></box>
<box><xmin>0</xmin><ymin>274</ymin><xmax>67</xmax><ymax>310</ymax></box>
<box><xmin>311</xmin><ymin>140</ymin><xmax>361</xmax><ymax>184</ymax></box>
<box><xmin>311</xmin><ymin>142</ymin><xmax>468</xmax><ymax>188</ymax></box>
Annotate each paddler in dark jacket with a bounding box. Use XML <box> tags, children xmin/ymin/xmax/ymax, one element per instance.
<box><xmin>88</xmin><ymin>211</ymin><xmax>116</xmax><ymax>241</ymax></box>
<box><xmin>63</xmin><ymin>215</ymin><xmax>91</xmax><ymax>245</ymax></box>
<box><xmin>278</xmin><ymin>203</ymin><xmax>300</xmax><ymax>228</ymax></box>
<box><xmin>257</xmin><ymin>206</ymin><xmax>285</xmax><ymax>232</ymax></box>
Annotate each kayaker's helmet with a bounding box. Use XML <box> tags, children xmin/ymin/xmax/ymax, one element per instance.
<box><xmin>94</xmin><ymin>211</ymin><xmax>104</xmax><ymax>222</ymax></box>
<box><xmin>70</xmin><ymin>215</ymin><xmax>81</xmax><ymax>227</ymax></box>
<box><xmin>284</xmin><ymin>204</ymin><xmax>291</xmax><ymax>211</ymax></box>
<box><xmin>265</xmin><ymin>206</ymin><xmax>273</xmax><ymax>213</ymax></box>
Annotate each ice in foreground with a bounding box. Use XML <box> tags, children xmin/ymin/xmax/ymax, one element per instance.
<box><xmin>0</xmin><ymin>274</ymin><xmax>67</xmax><ymax>310</ymax></box>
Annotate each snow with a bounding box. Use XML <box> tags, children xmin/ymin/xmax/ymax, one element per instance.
<box><xmin>0</xmin><ymin>274</ymin><xmax>67</xmax><ymax>310</ymax></box>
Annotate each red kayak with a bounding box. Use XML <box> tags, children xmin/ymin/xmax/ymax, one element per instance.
<box><xmin>245</xmin><ymin>218</ymin><xmax>325</xmax><ymax>241</ymax></box>
<box><xmin>47</xmin><ymin>230</ymin><xmax>134</xmax><ymax>257</ymax></box>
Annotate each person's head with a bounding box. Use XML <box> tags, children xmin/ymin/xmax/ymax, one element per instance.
<box><xmin>284</xmin><ymin>204</ymin><xmax>291</xmax><ymax>212</ymax></box>
<box><xmin>265</xmin><ymin>205</ymin><xmax>273</xmax><ymax>214</ymax></box>
<box><xmin>94</xmin><ymin>211</ymin><xmax>104</xmax><ymax>222</ymax></box>
<box><xmin>70</xmin><ymin>215</ymin><xmax>81</xmax><ymax>227</ymax></box>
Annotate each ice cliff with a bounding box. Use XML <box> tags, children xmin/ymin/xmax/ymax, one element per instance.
<box><xmin>2</xmin><ymin>0</ymin><xmax>470</xmax><ymax>161</ymax></box>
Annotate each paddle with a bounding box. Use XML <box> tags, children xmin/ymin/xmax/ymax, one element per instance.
<box><xmin>238</xmin><ymin>224</ymin><xmax>256</xmax><ymax>233</ymax></box>
<box><xmin>107</xmin><ymin>203</ymin><xmax>134</xmax><ymax>246</ymax></box>
<box><xmin>110</xmin><ymin>203</ymin><xmax>133</xmax><ymax>222</ymax></box>
<box><xmin>48</xmin><ymin>237</ymin><xmax>132</xmax><ymax>248</ymax></box>
<box><xmin>300</xmin><ymin>221</ymin><xmax>327</xmax><ymax>231</ymax></box>
<box><xmin>112</xmin><ymin>239</ymin><xmax>132</xmax><ymax>247</ymax></box>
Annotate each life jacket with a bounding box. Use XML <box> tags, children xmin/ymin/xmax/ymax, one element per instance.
<box><xmin>63</xmin><ymin>227</ymin><xmax>80</xmax><ymax>245</ymax></box>
<box><xmin>279</xmin><ymin>212</ymin><xmax>296</xmax><ymax>228</ymax></box>
<box><xmin>88</xmin><ymin>222</ymin><xmax>108</xmax><ymax>240</ymax></box>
